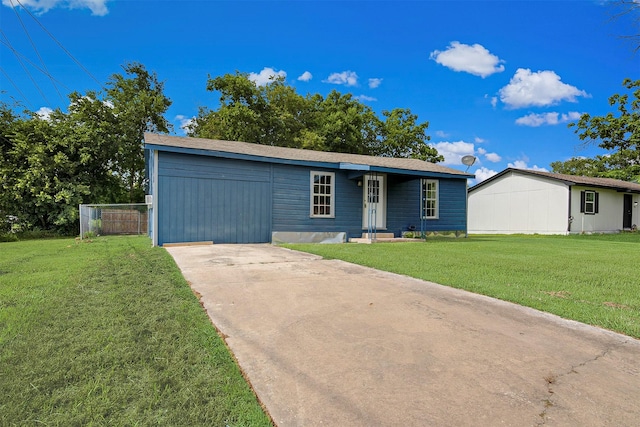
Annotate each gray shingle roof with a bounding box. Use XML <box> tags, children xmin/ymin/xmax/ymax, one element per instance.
<box><xmin>470</xmin><ymin>168</ymin><xmax>640</xmax><ymax>193</ymax></box>
<box><xmin>144</xmin><ymin>133</ymin><xmax>472</xmax><ymax>177</ymax></box>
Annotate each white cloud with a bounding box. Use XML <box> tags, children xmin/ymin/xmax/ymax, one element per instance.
<box><xmin>507</xmin><ymin>159</ymin><xmax>548</xmax><ymax>172</ymax></box>
<box><xmin>35</xmin><ymin>107</ymin><xmax>53</xmax><ymax>120</ymax></box>
<box><xmin>368</xmin><ymin>78</ymin><xmax>383</xmax><ymax>89</ymax></box>
<box><xmin>515</xmin><ymin>111</ymin><xmax>582</xmax><ymax>127</ymax></box>
<box><xmin>432</xmin><ymin>141</ymin><xmax>475</xmax><ymax>165</ymax></box>
<box><xmin>355</xmin><ymin>95</ymin><xmax>377</xmax><ymax>102</ymax></box>
<box><xmin>325</xmin><ymin>71</ymin><xmax>358</xmax><ymax>86</ymax></box>
<box><xmin>435</xmin><ymin>130</ymin><xmax>450</xmax><ymax>138</ymax></box>
<box><xmin>298</xmin><ymin>71</ymin><xmax>312</xmax><ymax>82</ymax></box>
<box><xmin>491</xmin><ymin>97</ymin><xmax>498</xmax><ymax>108</ymax></box>
<box><xmin>248</xmin><ymin>67</ymin><xmax>286</xmax><ymax>86</ymax></box>
<box><xmin>499</xmin><ymin>69</ymin><xmax>588</xmax><ymax>109</ymax></box>
<box><xmin>476</xmin><ymin>147</ymin><xmax>501</xmax><ymax>162</ymax></box>
<box><xmin>2</xmin><ymin>0</ymin><xmax>109</xmax><ymax>15</ymax></box>
<box><xmin>474</xmin><ymin>136</ymin><xmax>486</xmax><ymax>144</ymax></box>
<box><xmin>563</xmin><ymin>111</ymin><xmax>582</xmax><ymax>121</ymax></box>
<box><xmin>473</xmin><ymin>167</ymin><xmax>499</xmax><ymax>183</ymax></box>
<box><xmin>430</xmin><ymin>41</ymin><xmax>505</xmax><ymax>78</ymax></box>
<box><xmin>484</xmin><ymin>152</ymin><xmax>502</xmax><ymax>162</ymax></box>
<box><xmin>515</xmin><ymin>112</ymin><xmax>559</xmax><ymax>127</ymax></box>
<box><xmin>175</xmin><ymin>115</ymin><xmax>194</xmax><ymax>134</ymax></box>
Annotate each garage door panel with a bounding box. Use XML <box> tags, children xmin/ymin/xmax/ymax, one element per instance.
<box><xmin>158</xmin><ymin>176</ymin><xmax>271</xmax><ymax>245</ymax></box>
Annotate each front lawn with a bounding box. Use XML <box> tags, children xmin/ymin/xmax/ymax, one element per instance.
<box><xmin>0</xmin><ymin>236</ymin><xmax>271</xmax><ymax>426</ymax></box>
<box><xmin>286</xmin><ymin>233</ymin><xmax>640</xmax><ymax>339</ymax></box>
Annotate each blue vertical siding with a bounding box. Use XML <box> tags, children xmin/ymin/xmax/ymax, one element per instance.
<box><xmin>157</xmin><ymin>152</ymin><xmax>272</xmax><ymax>245</ymax></box>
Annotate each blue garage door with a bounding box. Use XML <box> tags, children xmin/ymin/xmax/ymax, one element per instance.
<box><xmin>157</xmin><ymin>153</ymin><xmax>272</xmax><ymax>245</ymax></box>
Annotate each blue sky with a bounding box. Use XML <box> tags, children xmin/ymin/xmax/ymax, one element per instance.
<box><xmin>1</xmin><ymin>0</ymin><xmax>638</xmax><ymax>182</ymax></box>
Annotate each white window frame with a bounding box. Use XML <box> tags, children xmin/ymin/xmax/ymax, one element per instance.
<box><xmin>310</xmin><ymin>171</ymin><xmax>335</xmax><ymax>218</ymax></box>
<box><xmin>421</xmin><ymin>179</ymin><xmax>439</xmax><ymax>219</ymax></box>
<box><xmin>584</xmin><ymin>190</ymin><xmax>596</xmax><ymax>214</ymax></box>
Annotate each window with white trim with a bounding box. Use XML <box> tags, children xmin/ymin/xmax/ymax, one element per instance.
<box><xmin>581</xmin><ymin>190</ymin><xmax>599</xmax><ymax>215</ymax></box>
<box><xmin>310</xmin><ymin>171</ymin><xmax>335</xmax><ymax>218</ymax></box>
<box><xmin>421</xmin><ymin>179</ymin><xmax>439</xmax><ymax>219</ymax></box>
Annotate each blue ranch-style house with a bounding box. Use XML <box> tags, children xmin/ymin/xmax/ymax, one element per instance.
<box><xmin>144</xmin><ymin>133</ymin><xmax>473</xmax><ymax>246</ymax></box>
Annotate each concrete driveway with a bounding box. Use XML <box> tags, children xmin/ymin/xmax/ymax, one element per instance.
<box><xmin>166</xmin><ymin>244</ymin><xmax>640</xmax><ymax>427</ymax></box>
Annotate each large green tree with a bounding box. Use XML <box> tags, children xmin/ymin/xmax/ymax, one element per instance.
<box><xmin>560</xmin><ymin>78</ymin><xmax>640</xmax><ymax>182</ymax></box>
<box><xmin>550</xmin><ymin>156</ymin><xmax>609</xmax><ymax>177</ymax></box>
<box><xmin>106</xmin><ymin>62</ymin><xmax>173</xmax><ymax>202</ymax></box>
<box><xmin>0</xmin><ymin>107</ymin><xmax>118</xmax><ymax>233</ymax></box>
<box><xmin>191</xmin><ymin>73</ymin><xmax>303</xmax><ymax>147</ymax></box>
<box><xmin>190</xmin><ymin>72</ymin><xmax>441</xmax><ymax>162</ymax></box>
<box><xmin>0</xmin><ymin>62</ymin><xmax>172</xmax><ymax>234</ymax></box>
<box><xmin>375</xmin><ymin>108</ymin><xmax>443</xmax><ymax>161</ymax></box>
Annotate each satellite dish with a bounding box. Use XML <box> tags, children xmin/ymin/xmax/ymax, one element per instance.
<box><xmin>461</xmin><ymin>155</ymin><xmax>477</xmax><ymax>171</ymax></box>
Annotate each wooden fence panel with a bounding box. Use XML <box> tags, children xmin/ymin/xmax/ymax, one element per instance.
<box><xmin>100</xmin><ymin>209</ymin><xmax>148</xmax><ymax>235</ymax></box>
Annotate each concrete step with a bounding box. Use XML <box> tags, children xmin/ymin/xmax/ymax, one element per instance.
<box><xmin>361</xmin><ymin>232</ymin><xmax>395</xmax><ymax>239</ymax></box>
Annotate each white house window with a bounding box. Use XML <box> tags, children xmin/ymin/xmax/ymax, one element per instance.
<box><xmin>421</xmin><ymin>179</ymin><xmax>439</xmax><ymax>219</ymax></box>
<box><xmin>310</xmin><ymin>171</ymin><xmax>335</xmax><ymax>218</ymax></box>
<box><xmin>581</xmin><ymin>190</ymin><xmax>599</xmax><ymax>215</ymax></box>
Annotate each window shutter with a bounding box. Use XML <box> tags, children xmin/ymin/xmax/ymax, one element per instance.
<box><xmin>580</xmin><ymin>191</ymin><xmax>585</xmax><ymax>213</ymax></box>
<box><xmin>594</xmin><ymin>192</ymin><xmax>599</xmax><ymax>214</ymax></box>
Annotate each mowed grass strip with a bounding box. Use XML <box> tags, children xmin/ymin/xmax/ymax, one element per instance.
<box><xmin>286</xmin><ymin>233</ymin><xmax>640</xmax><ymax>339</ymax></box>
<box><xmin>0</xmin><ymin>236</ymin><xmax>271</xmax><ymax>426</ymax></box>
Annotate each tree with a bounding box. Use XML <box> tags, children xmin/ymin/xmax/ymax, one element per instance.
<box><xmin>0</xmin><ymin>107</ymin><xmax>119</xmax><ymax>233</ymax></box>
<box><xmin>106</xmin><ymin>62</ymin><xmax>172</xmax><ymax>202</ymax></box>
<box><xmin>309</xmin><ymin>90</ymin><xmax>380</xmax><ymax>155</ymax></box>
<box><xmin>567</xmin><ymin>78</ymin><xmax>640</xmax><ymax>182</ymax></box>
<box><xmin>0</xmin><ymin>62</ymin><xmax>173</xmax><ymax>234</ymax></box>
<box><xmin>550</xmin><ymin>156</ymin><xmax>608</xmax><ymax>176</ymax></box>
<box><xmin>190</xmin><ymin>72</ymin><xmax>306</xmax><ymax>147</ymax></box>
<box><xmin>190</xmin><ymin>72</ymin><xmax>441</xmax><ymax>161</ymax></box>
<box><xmin>375</xmin><ymin>108</ymin><xmax>443</xmax><ymax>162</ymax></box>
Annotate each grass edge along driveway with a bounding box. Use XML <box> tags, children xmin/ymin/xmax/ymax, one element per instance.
<box><xmin>286</xmin><ymin>233</ymin><xmax>640</xmax><ymax>340</ymax></box>
<box><xmin>0</xmin><ymin>236</ymin><xmax>272</xmax><ymax>426</ymax></box>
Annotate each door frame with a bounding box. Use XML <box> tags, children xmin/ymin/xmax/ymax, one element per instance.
<box><xmin>362</xmin><ymin>173</ymin><xmax>387</xmax><ymax>230</ymax></box>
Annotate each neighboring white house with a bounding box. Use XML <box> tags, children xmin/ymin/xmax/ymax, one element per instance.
<box><xmin>468</xmin><ymin>168</ymin><xmax>640</xmax><ymax>235</ymax></box>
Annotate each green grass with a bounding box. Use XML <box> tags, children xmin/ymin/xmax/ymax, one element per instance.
<box><xmin>0</xmin><ymin>236</ymin><xmax>272</xmax><ymax>426</ymax></box>
<box><xmin>285</xmin><ymin>233</ymin><xmax>640</xmax><ymax>339</ymax></box>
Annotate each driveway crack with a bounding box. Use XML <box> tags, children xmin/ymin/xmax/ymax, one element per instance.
<box><xmin>536</xmin><ymin>339</ymin><xmax>630</xmax><ymax>425</ymax></box>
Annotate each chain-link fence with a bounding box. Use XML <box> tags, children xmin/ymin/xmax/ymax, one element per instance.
<box><xmin>79</xmin><ymin>203</ymin><xmax>149</xmax><ymax>239</ymax></box>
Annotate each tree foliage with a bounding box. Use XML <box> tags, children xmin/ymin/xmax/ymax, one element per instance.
<box><xmin>189</xmin><ymin>72</ymin><xmax>442</xmax><ymax>162</ymax></box>
<box><xmin>550</xmin><ymin>156</ymin><xmax>609</xmax><ymax>176</ymax></box>
<box><xmin>0</xmin><ymin>62</ymin><xmax>172</xmax><ymax>234</ymax></box>
<box><xmin>558</xmin><ymin>78</ymin><xmax>640</xmax><ymax>182</ymax></box>
<box><xmin>0</xmin><ymin>107</ymin><xmax>114</xmax><ymax>233</ymax></box>
<box><xmin>104</xmin><ymin>62</ymin><xmax>173</xmax><ymax>201</ymax></box>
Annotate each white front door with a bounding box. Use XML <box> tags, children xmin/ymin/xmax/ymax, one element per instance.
<box><xmin>362</xmin><ymin>174</ymin><xmax>386</xmax><ymax>230</ymax></box>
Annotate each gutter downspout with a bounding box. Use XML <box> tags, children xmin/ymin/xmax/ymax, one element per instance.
<box><xmin>567</xmin><ymin>185</ymin><xmax>572</xmax><ymax>235</ymax></box>
<box><xmin>465</xmin><ymin>180</ymin><xmax>469</xmax><ymax>238</ymax></box>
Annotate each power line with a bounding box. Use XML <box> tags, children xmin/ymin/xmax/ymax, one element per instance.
<box><xmin>14</xmin><ymin>0</ymin><xmax>101</xmax><ymax>86</ymax></box>
<box><xmin>0</xmin><ymin>30</ymin><xmax>47</xmax><ymax>106</ymax></box>
<box><xmin>0</xmin><ymin>36</ymin><xmax>72</xmax><ymax>93</ymax></box>
<box><xmin>8</xmin><ymin>0</ymin><xmax>64</xmax><ymax>102</ymax></box>
<box><xmin>0</xmin><ymin>66</ymin><xmax>32</xmax><ymax>110</ymax></box>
